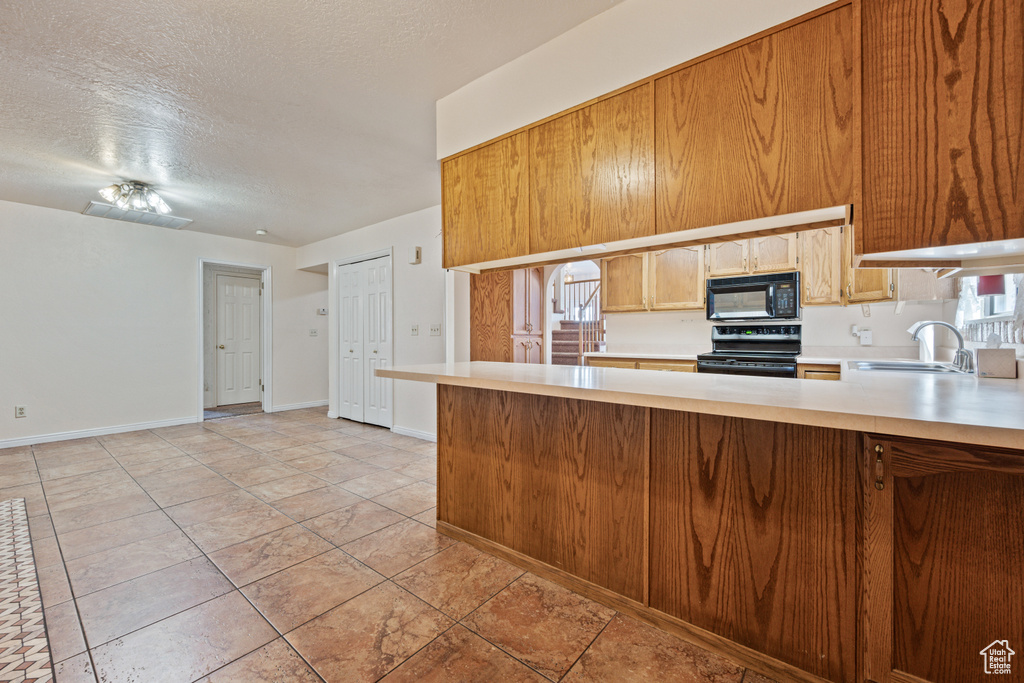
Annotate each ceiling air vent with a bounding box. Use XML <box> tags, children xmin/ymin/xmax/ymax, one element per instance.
<box><xmin>82</xmin><ymin>201</ymin><xmax>193</xmax><ymax>229</ymax></box>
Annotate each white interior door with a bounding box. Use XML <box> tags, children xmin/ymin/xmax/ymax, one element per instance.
<box><xmin>338</xmin><ymin>263</ymin><xmax>364</xmax><ymax>421</ymax></box>
<box><xmin>217</xmin><ymin>274</ymin><xmax>261</xmax><ymax>406</ymax></box>
<box><xmin>364</xmin><ymin>257</ymin><xmax>393</xmax><ymax>428</ymax></box>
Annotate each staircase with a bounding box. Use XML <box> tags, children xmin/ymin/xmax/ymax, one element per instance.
<box><xmin>551</xmin><ymin>320</ymin><xmax>605</xmax><ymax>366</ymax></box>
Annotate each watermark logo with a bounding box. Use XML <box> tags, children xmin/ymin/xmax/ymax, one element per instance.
<box><xmin>980</xmin><ymin>640</ymin><xmax>1015</xmax><ymax>675</ymax></box>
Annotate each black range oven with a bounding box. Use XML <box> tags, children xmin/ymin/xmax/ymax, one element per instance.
<box><xmin>697</xmin><ymin>324</ymin><xmax>801</xmax><ymax>378</ymax></box>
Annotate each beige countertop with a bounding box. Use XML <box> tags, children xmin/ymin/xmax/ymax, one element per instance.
<box><xmin>379</xmin><ymin>361</ymin><xmax>1024</xmax><ymax>450</ymax></box>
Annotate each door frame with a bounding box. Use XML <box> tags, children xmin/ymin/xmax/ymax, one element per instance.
<box><xmin>328</xmin><ymin>248</ymin><xmax>393</xmax><ymax>421</ymax></box>
<box><xmin>197</xmin><ymin>258</ymin><xmax>273</xmax><ymax>421</ymax></box>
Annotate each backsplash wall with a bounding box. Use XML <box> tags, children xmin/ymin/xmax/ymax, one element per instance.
<box><xmin>604</xmin><ymin>300</ymin><xmax>952</xmax><ymax>357</ymax></box>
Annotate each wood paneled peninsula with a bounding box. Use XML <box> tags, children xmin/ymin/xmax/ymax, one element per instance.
<box><xmin>379</xmin><ymin>363</ymin><xmax>1024</xmax><ymax>683</ymax></box>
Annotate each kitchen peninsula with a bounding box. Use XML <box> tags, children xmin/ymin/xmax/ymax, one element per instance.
<box><xmin>379</xmin><ymin>363</ymin><xmax>1024</xmax><ymax>683</ymax></box>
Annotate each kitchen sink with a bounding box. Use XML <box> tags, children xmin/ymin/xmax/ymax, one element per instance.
<box><xmin>848</xmin><ymin>360</ymin><xmax>966</xmax><ymax>374</ymax></box>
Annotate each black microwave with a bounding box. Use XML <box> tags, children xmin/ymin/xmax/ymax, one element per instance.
<box><xmin>706</xmin><ymin>271</ymin><xmax>800</xmax><ymax>321</ymax></box>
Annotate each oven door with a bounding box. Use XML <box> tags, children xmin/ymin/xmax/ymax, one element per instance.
<box><xmin>706</xmin><ymin>283</ymin><xmax>775</xmax><ymax>321</ymax></box>
<box><xmin>696</xmin><ymin>359</ymin><xmax>797</xmax><ymax>378</ymax></box>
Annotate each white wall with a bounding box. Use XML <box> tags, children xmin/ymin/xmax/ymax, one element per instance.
<box><xmin>296</xmin><ymin>206</ymin><xmax>445</xmax><ymax>438</ymax></box>
<box><xmin>604</xmin><ymin>298</ymin><xmax>955</xmax><ymax>359</ymax></box>
<box><xmin>0</xmin><ymin>199</ymin><xmax>328</xmax><ymax>444</ymax></box>
<box><xmin>437</xmin><ymin>0</ymin><xmax>831</xmax><ymax>157</ymax></box>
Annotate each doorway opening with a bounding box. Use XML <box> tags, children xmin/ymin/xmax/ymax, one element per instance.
<box><xmin>546</xmin><ymin>260</ymin><xmax>605</xmax><ymax>365</ymax></box>
<box><xmin>198</xmin><ymin>260</ymin><xmax>272</xmax><ymax>422</ymax></box>
<box><xmin>335</xmin><ymin>251</ymin><xmax>393</xmax><ymax>428</ymax></box>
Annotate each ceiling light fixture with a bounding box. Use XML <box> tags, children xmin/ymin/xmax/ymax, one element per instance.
<box><xmin>255</xmin><ymin>229</ymin><xmax>268</xmax><ymax>236</ymax></box>
<box><xmin>98</xmin><ymin>182</ymin><xmax>171</xmax><ymax>214</ymax></box>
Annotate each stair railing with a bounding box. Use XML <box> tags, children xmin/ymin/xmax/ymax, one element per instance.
<box><xmin>576</xmin><ymin>282</ymin><xmax>604</xmax><ymax>362</ymax></box>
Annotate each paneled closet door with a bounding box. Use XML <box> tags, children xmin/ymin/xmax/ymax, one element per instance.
<box><xmin>363</xmin><ymin>257</ymin><xmax>393</xmax><ymax>428</ymax></box>
<box><xmin>338</xmin><ymin>263</ymin><xmax>364</xmax><ymax>422</ymax></box>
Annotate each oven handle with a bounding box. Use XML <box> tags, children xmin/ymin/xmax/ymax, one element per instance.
<box><xmin>764</xmin><ymin>284</ymin><xmax>775</xmax><ymax>318</ymax></box>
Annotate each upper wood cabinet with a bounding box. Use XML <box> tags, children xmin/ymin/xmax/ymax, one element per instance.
<box><xmin>603</xmin><ymin>246</ymin><xmax>706</xmax><ymax>313</ymax></box>
<box><xmin>707</xmin><ymin>233</ymin><xmax>798</xmax><ymax>278</ymax></box>
<box><xmin>843</xmin><ymin>224</ymin><xmax>895</xmax><ymax>303</ymax></box>
<box><xmin>860</xmin><ymin>0</ymin><xmax>1024</xmax><ymax>254</ymax></box>
<box><xmin>600</xmin><ymin>253</ymin><xmax>647</xmax><ymax>312</ymax></box>
<box><xmin>442</xmin><ymin>134</ymin><xmax>530</xmax><ymax>269</ymax></box>
<box><xmin>649</xmin><ymin>246</ymin><xmax>705</xmax><ymax>310</ymax></box>
<box><xmin>655</xmin><ymin>5</ymin><xmax>854</xmax><ymax>233</ymax></box>
<box><xmin>751</xmin><ymin>234</ymin><xmax>799</xmax><ymax>273</ymax></box>
<box><xmin>530</xmin><ymin>84</ymin><xmax>655</xmax><ymax>253</ymax></box>
<box><xmin>801</xmin><ymin>227</ymin><xmax>843</xmax><ymax>306</ymax></box>
<box><xmin>706</xmin><ymin>241</ymin><xmax>748</xmax><ymax>277</ymax></box>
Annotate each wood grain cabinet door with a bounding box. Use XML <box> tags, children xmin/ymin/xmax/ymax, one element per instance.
<box><xmin>843</xmin><ymin>225</ymin><xmax>895</xmax><ymax>303</ymax></box>
<box><xmin>863</xmin><ymin>436</ymin><xmax>1024</xmax><ymax>683</ymax></box>
<box><xmin>655</xmin><ymin>5</ymin><xmax>854</xmax><ymax>233</ymax></box>
<box><xmin>470</xmin><ymin>271</ymin><xmax>513</xmax><ymax>362</ymax></box>
<box><xmin>530</xmin><ymin>84</ymin><xmax>655</xmax><ymax>253</ymax></box>
<box><xmin>601</xmin><ymin>253</ymin><xmax>648</xmax><ymax>312</ymax></box>
<box><xmin>861</xmin><ymin>0</ymin><xmax>1024</xmax><ymax>254</ymax></box>
<box><xmin>512</xmin><ymin>267</ymin><xmax>544</xmax><ymax>335</ymax></box>
<box><xmin>750</xmin><ymin>234</ymin><xmax>798</xmax><ymax>274</ymax></box>
<box><xmin>800</xmin><ymin>227</ymin><xmax>843</xmax><ymax>306</ymax></box>
<box><xmin>649</xmin><ymin>246</ymin><xmax>705</xmax><ymax>310</ymax></box>
<box><xmin>442</xmin><ymin>134</ymin><xmax>530</xmax><ymax>268</ymax></box>
<box><xmin>707</xmin><ymin>240</ymin><xmax>749</xmax><ymax>277</ymax></box>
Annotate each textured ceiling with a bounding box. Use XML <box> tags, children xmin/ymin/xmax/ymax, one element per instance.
<box><xmin>0</xmin><ymin>0</ymin><xmax>621</xmax><ymax>246</ymax></box>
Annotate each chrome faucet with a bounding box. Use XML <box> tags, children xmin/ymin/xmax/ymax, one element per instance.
<box><xmin>911</xmin><ymin>321</ymin><xmax>974</xmax><ymax>373</ymax></box>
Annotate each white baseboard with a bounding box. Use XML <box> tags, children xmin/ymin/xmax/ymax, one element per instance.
<box><xmin>0</xmin><ymin>416</ymin><xmax>200</xmax><ymax>449</ymax></box>
<box><xmin>391</xmin><ymin>425</ymin><xmax>437</xmax><ymax>443</ymax></box>
<box><xmin>270</xmin><ymin>400</ymin><xmax>329</xmax><ymax>413</ymax></box>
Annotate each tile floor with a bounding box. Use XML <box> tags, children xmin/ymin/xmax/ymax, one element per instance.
<box><xmin>0</xmin><ymin>408</ymin><xmax>776</xmax><ymax>683</ymax></box>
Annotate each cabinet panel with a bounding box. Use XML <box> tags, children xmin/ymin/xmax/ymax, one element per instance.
<box><xmin>470</xmin><ymin>271</ymin><xmax>512</xmax><ymax>362</ymax></box>
<box><xmin>512</xmin><ymin>267</ymin><xmax>544</xmax><ymax>336</ymax></box>
<box><xmin>707</xmin><ymin>241</ymin><xmax>748</xmax><ymax>277</ymax></box>
<box><xmin>656</xmin><ymin>6</ymin><xmax>854</xmax><ymax>233</ymax></box>
<box><xmin>637</xmin><ymin>361</ymin><xmax>696</xmax><ymax>372</ymax></box>
<box><xmin>801</xmin><ymin>227</ymin><xmax>843</xmax><ymax>305</ymax></box>
<box><xmin>649</xmin><ymin>246</ymin><xmax>705</xmax><ymax>310</ymax></box>
<box><xmin>586</xmin><ymin>358</ymin><xmax>638</xmax><ymax>369</ymax></box>
<box><xmin>864</xmin><ymin>436</ymin><xmax>1024</xmax><ymax>683</ymax></box>
<box><xmin>438</xmin><ymin>386</ymin><xmax>649</xmax><ymax>601</ymax></box>
<box><xmin>531</xmin><ymin>84</ymin><xmax>654</xmax><ymax>253</ymax></box>
<box><xmin>601</xmin><ymin>253</ymin><xmax>647</xmax><ymax>312</ymax></box>
<box><xmin>512</xmin><ymin>335</ymin><xmax>542</xmax><ymax>364</ymax></box>
<box><xmin>750</xmin><ymin>234</ymin><xmax>798</xmax><ymax>273</ymax></box>
<box><xmin>844</xmin><ymin>225</ymin><xmax>895</xmax><ymax>303</ymax></box>
<box><xmin>442</xmin><ymin>134</ymin><xmax>530</xmax><ymax>268</ymax></box>
<box><xmin>861</xmin><ymin>0</ymin><xmax>1024</xmax><ymax>253</ymax></box>
<box><xmin>651</xmin><ymin>412</ymin><xmax>860</xmax><ymax>683</ymax></box>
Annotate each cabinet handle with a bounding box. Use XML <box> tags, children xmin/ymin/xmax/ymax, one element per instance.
<box><xmin>873</xmin><ymin>444</ymin><xmax>885</xmax><ymax>490</ymax></box>
<box><xmin>846</xmin><ymin>284</ymin><xmax>852</xmax><ymax>299</ymax></box>
<box><xmin>642</xmin><ymin>296</ymin><xmax>647</xmax><ymax>307</ymax></box>
<box><xmin>890</xmin><ymin>282</ymin><xmax>895</xmax><ymax>293</ymax></box>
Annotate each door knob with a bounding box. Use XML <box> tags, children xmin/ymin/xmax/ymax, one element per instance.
<box><xmin>349</xmin><ymin>349</ymin><xmax>354</xmax><ymax>353</ymax></box>
<box><xmin>373</xmin><ymin>350</ymin><xmax>378</xmax><ymax>354</ymax></box>
<box><xmin>218</xmin><ymin>345</ymin><xmax>225</xmax><ymax>349</ymax></box>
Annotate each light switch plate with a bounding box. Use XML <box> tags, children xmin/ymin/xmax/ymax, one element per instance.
<box><xmin>309</xmin><ymin>329</ymin><xmax>319</xmax><ymax>337</ymax></box>
<box><xmin>429</xmin><ymin>324</ymin><xmax>441</xmax><ymax>336</ymax></box>
<box><xmin>316</xmin><ymin>308</ymin><xmax>328</xmax><ymax>316</ymax></box>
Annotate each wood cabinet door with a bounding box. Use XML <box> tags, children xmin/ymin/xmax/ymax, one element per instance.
<box><xmin>587</xmin><ymin>358</ymin><xmax>638</xmax><ymax>369</ymax></box>
<box><xmin>750</xmin><ymin>234</ymin><xmax>798</xmax><ymax>274</ymax></box>
<box><xmin>511</xmin><ymin>335</ymin><xmax>542</xmax><ymax>364</ymax></box>
<box><xmin>707</xmin><ymin>240</ymin><xmax>749</xmax><ymax>277</ymax></box>
<box><xmin>649</xmin><ymin>246</ymin><xmax>705</xmax><ymax>310</ymax></box>
<box><xmin>470</xmin><ymin>272</ymin><xmax>513</xmax><ymax>362</ymax></box>
<box><xmin>843</xmin><ymin>225</ymin><xmax>895</xmax><ymax>303</ymax></box>
<box><xmin>442</xmin><ymin>134</ymin><xmax>530</xmax><ymax>268</ymax></box>
<box><xmin>800</xmin><ymin>227</ymin><xmax>843</xmax><ymax>306</ymax></box>
<box><xmin>863</xmin><ymin>436</ymin><xmax>1024</xmax><ymax>683</ymax></box>
<box><xmin>601</xmin><ymin>253</ymin><xmax>648</xmax><ymax>312</ymax></box>
<box><xmin>637</xmin><ymin>361</ymin><xmax>696</xmax><ymax>372</ymax></box>
<box><xmin>655</xmin><ymin>6</ymin><xmax>854</xmax><ymax>233</ymax></box>
<box><xmin>512</xmin><ymin>267</ymin><xmax>544</xmax><ymax>335</ymax></box>
<box><xmin>530</xmin><ymin>84</ymin><xmax>655</xmax><ymax>253</ymax></box>
<box><xmin>861</xmin><ymin>0</ymin><xmax>1024</xmax><ymax>254</ymax></box>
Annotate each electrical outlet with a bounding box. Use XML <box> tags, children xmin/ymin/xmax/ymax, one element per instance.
<box><xmin>14</xmin><ymin>406</ymin><xmax>27</xmax><ymax>419</ymax></box>
<box><xmin>316</xmin><ymin>307</ymin><xmax>328</xmax><ymax>316</ymax></box>
<box><xmin>411</xmin><ymin>324</ymin><xmax>419</xmax><ymax>336</ymax></box>
<box><xmin>309</xmin><ymin>329</ymin><xmax>319</xmax><ymax>337</ymax></box>
<box><xmin>429</xmin><ymin>324</ymin><xmax>441</xmax><ymax>336</ymax></box>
